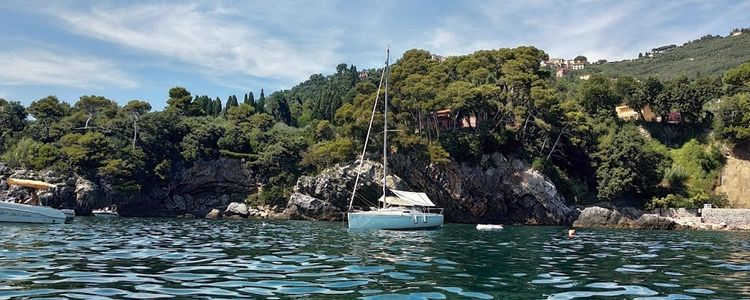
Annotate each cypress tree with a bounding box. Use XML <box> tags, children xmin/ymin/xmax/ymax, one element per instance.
<box><xmin>247</xmin><ymin>92</ymin><xmax>255</xmax><ymax>105</ymax></box>
<box><xmin>257</xmin><ymin>89</ymin><xmax>266</xmax><ymax>113</ymax></box>
<box><xmin>214</xmin><ymin>97</ymin><xmax>222</xmax><ymax>116</ymax></box>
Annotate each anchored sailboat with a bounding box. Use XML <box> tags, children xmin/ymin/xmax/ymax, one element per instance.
<box><xmin>346</xmin><ymin>47</ymin><xmax>444</xmax><ymax>230</ymax></box>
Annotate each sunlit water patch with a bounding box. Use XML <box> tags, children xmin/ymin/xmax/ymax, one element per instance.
<box><xmin>1</xmin><ymin>218</ymin><xmax>750</xmax><ymax>298</ymax></box>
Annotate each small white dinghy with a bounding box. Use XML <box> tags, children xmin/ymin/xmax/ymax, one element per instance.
<box><xmin>476</xmin><ymin>224</ymin><xmax>504</xmax><ymax>230</ymax></box>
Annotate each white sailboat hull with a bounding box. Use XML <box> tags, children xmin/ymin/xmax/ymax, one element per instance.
<box><xmin>0</xmin><ymin>202</ymin><xmax>67</xmax><ymax>224</ymax></box>
<box><xmin>348</xmin><ymin>210</ymin><xmax>444</xmax><ymax>230</ymax></box>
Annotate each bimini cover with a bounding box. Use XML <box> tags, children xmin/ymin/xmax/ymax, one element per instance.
<box><xmin>6</xmin><ymin>178</ymin><xmax>56</xmax><ymax>190</ymax></box>
<box><xmin>378</xmin><ymin>189</ymin><xmax>436</xmax><ymax>207</ymax></box>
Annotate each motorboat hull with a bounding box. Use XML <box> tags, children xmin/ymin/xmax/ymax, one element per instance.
<box><xmin>348</xmin><ymin>211</ymin><xmax>443</xmax><ymax>230</ymax></box>
<box><xmin>93</xmin><ymin>212</ymin><xmax>118</xmax><ymax>218</ymax></box>
<box><xmin>0</xmin><ymin>202</ymin><xmax>67</xmax><ymax>224</ymax></box>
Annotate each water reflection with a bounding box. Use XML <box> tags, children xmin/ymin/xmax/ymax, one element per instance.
<box><xmin>0</xmin><ymin>218</ymin><xmax>749</xmax><ymax>299</ymax></box>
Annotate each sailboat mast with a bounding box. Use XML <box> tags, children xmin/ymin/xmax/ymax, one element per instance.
<box><xmin>382</xmin><ymin>47</ymin><xmax>390</xmax><ymax>209</ymax></box>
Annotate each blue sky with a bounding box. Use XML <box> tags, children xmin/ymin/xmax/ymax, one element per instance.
<box><xmin>1</xmin><ymin>0</ymin><xmax>748</xmax><ymax>110</ymax></box>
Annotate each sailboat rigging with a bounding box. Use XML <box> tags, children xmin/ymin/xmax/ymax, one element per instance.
<box><xmin>346</xmin><ymin>47</ymin><xmax>445</xmax><ymax>230</ymax></box>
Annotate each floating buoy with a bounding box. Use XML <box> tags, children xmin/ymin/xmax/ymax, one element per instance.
<box><xmin>568</xmin><ymin>228</ymin><xmax>576</xmax><ymax>238</ymax></box>
<box><xmin>476</xmin><ymin>224</ymin><xmax>503</xmax><ymax>230</ymax></box>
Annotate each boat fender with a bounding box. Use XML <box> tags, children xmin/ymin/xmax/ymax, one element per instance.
<box><xmin>413</xmin><ymin>215</ymin><xmax>418</xmax><ymax>224</ymax></box>
<box><xmin>423</xmin><ymin>215</ymin><xmax>427</xmax><ymax>223</ymax></box>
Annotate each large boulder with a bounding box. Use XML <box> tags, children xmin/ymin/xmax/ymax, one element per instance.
<box><xmin>573</xmin><ymin>206</ymin><xmax>678</xmax><ymax>230</ymax></box>
<box><xmin>284</xmin><ymin>192</ymin><xmax>340</xmax><ymax>221</ymax></box>
<box><xmin>205</xmin><ymin>209</ymin><xmax>221</xmax><ymax>219</ymax></box>
<box><xmin>225</xmin><ymin>202</ymin><xmax>249</xmax><ymax>217</ymax></box>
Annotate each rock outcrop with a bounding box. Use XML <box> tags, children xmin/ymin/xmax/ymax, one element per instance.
<box><xmin>284</xmin><ymin>193</ymin><xmax>341</xmax><ymax>221</ymax></box>
<box><xmin>289</xmin><ymin>154</ymin><xmax>576</xmax><ymax>225</ymax></box>
<box><xmin>0</xmin><ymin>164</ymin><xmax>95</xmax><ymax>215</ymax></box>
<box><xmin>118</xmin><ymin>158</ymin><xmax>256</xmax><ymax>217</ymax></box>
<box><xmin>225</xmin><ymin>202</ymin><xmax>249</xmax><ymax>217</ymax></box>
<box><xmin>1</xmin><ymin>158</ymin><xmax>259</xmax><ymax>218</ymax></box>
<box><xmin>573</xmin><ymin>206</ymin><xmax>679</xmax><ymax>230</ymax></box>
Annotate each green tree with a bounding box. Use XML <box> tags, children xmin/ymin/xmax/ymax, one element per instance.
<box><xmin>594</xmin><ymin>126</ymin><xmax>670</xmax><ymax>202</ymax></box>
<box><xmin>0</xmin><ymin>98</ymin><xmax>27</xmax><ymax>132</ymax></box>
<box><xmin>225</xmin><ymin>95</ymin><xmax>239</xmax><ymax>115</ymax></box>
<box><xmin>266</xmin><ymin>93</ymin><xmax>292</xmax><ymax>124</ymax></box>
<box><xmin>256</xmin><ymin>89</ymin><xmax>266</xmax><ymax>113</ymax></box>
<box><xmin>60</xmin><ymin>132</ymin><xmax>111</xmax><ymax>173</ymax></box>
<box><xmin>714</xmin><ymin>93</ymin><xmax>750</xmax><ymax>146</ymax></box>
<box><xmin>637</xmin><ymin>77</ymin><xmax>663</xmax><ymax>111</ymax></box>
<box><xmin>247</xmin><ymin>92</ymin><xmax>255</xmax><ymax>105</ymax></box>
<box><xmin>301</xmin><ymin>137</ymin><xmax>355</xmax><ymax>171</ymax></box>
<box><xmin>1</xmin><ymin>138</ymin><xmax>60</xmax><ymax>170</ymax></box>
<box><xmin>723</xmin><ymin>61</ymin><xmax>750</xmax><ymax>95</ymax></box>
<box><xmin>166</xmin><ymin>87</ymin><xmax>193</xmax><ymax>114</ymax></box>
<box><xmin>180</xmin><ymin>120</ymin><xmax>224</xmax><ymax>161</ymax></box>
<box><xmin>579</xmin><ymin>75</ymin><xmax>619</xmax><ymax>117</ymax></box>
<box><xmin>123</xmin><ymin>100</ymin><xmax>152</xmax><ymax>150</ymax></box>
<box><xmin>28</xmin><ymin>96</ymin><xmax>69</xmax><ymax>141</ymax></box>
<box><xmin>613</xmin><ymin>76</ymin><xmax>642</xmax><ymax>115</ymax></box>
<box><xmin>74</xmin><ymin>95</ymin><xmax>117</xmax><ymax>129</ymax></box>
<box><xmin>213</xmin><ymin>97</ymin><xmax>223</xmax><ymax>116</ymax></box>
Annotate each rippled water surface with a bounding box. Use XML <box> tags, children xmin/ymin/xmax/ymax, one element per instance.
<box><xmin>2</xmin><ymin>218</ymin><xmax>750</xmax><ymax>299</ymax></box>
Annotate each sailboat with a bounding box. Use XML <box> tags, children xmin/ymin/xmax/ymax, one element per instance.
<box><xmin>346</xmin><ymin>48</ymin><xmax>444</xmax><ymax>230</ymax></box>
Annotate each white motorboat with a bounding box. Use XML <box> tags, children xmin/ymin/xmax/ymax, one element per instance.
<box><xmin>92</xmin><ymin>205</ymin><xmax>118</xmax><ymax>217</ymax></box>
<box><xmin>476</xmin><ymin>224</ymin><xmax>504</xmax><ymax>230</ymax></box>
<box><xmin>1</xmin><ymin>178</ymin><xmax>67</xmax><ymax>224</ymax></box>
<box><xmin>0</xmin><ymin>201</ymin><xmax>67</xmax><ymax>224</ymax></box>
<box><xmin>346</xmin><ymin>48</ymin><xmax>444</xmax><ymax>230</ymax></box>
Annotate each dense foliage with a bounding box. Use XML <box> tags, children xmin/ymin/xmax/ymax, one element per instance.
<box><xmin>1</xmin><ymin>43</ymin><xmax>749</xmax><ymax>209</ymax></box>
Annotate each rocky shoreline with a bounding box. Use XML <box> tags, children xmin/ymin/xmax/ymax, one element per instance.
<box><xmin>2</xmin><ymin>158</ymin><xmax>749</xmax><ymax>231</ymax></box>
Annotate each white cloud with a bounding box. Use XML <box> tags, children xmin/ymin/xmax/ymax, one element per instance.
<box><xmin>0</xmin><ymin>50</ymin><xmax>136</xmax><ymax>89</ymax></box>
<box><xmin>54</xmin><ymin>3</ymin><xmax>341</xmax><ymax>82</ymax></box>
<box><xmin>419</xmin><ymin>0</ymin><xmax>742</xmax><ymax>62</ymax></box>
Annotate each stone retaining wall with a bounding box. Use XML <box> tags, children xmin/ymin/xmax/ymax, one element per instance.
<box><xmin>701</xmin><ymin>208</ymin><xmax>750</xmax><ymax>230</ymax></box>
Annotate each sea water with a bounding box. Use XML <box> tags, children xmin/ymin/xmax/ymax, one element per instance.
<box><xmin>1</xmin><ymin>218</ymin><xmax>749</xmax><ymax>299</ymax></box>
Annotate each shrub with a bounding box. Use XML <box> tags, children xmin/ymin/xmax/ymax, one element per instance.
<box><xmin>1</xmin><ymin>138</ymin><xmax>60</xmax><ymax>170</ymax></box>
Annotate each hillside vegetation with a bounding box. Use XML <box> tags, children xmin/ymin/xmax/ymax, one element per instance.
<box><xmin>1</xmin><ymin>34</ymin><xmax>750</xmax><ymax>210</ymax></box>
<box><xmin>583</xmin><ymin>33</ymin><xmax>750</xmax><ymax>80</ymax></box>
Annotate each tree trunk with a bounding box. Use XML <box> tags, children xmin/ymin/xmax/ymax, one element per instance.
<box><xmin>132</xmin><ymin>114</ymin><xmax>139</xmax><ymax>150</ymax></box>
<box><xmin>547</xmin><ymin>126</ymin><xmax>567</xmax><ymax>160</ymax></box>
<box><xmin>84</xmin><ymin>114</ymin><xmax>93</xmax><ymax>129</ymax></box>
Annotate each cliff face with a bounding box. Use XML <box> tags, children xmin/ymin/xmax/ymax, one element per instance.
<box><xmin>0</xmin><ymin>158</ymin><xmax>257</xmax><ymax>217</ymax></box>
<box><xmin>717</xmin><ymin>155</ymin><xmax>750</xmax><ymax>208</ymax></box>
<box><xmin>118</xmin><ymin>158</ymin><xmax>257</xmax><ymax>217</ymax></box>
<box><xmin>288</xmin><ymin>154</ymin><xmax>577</xmax><ymax>225</ymax></box>
<box><xmin>3</xmin><ymin>154</ymin><xmax>576</xmax><ymax>225</ymax></box>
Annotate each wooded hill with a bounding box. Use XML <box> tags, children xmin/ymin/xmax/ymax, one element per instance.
<box><xmin>582</xmin><ymin>31</ymin><xmax>750</xmax><ymax>80</ymax></box>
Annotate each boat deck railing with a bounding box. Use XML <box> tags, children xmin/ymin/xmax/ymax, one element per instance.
<box><xmin>425</xmin><ymin>207</ymin><xmax>444</xmax><ymax>215</ymax></box>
